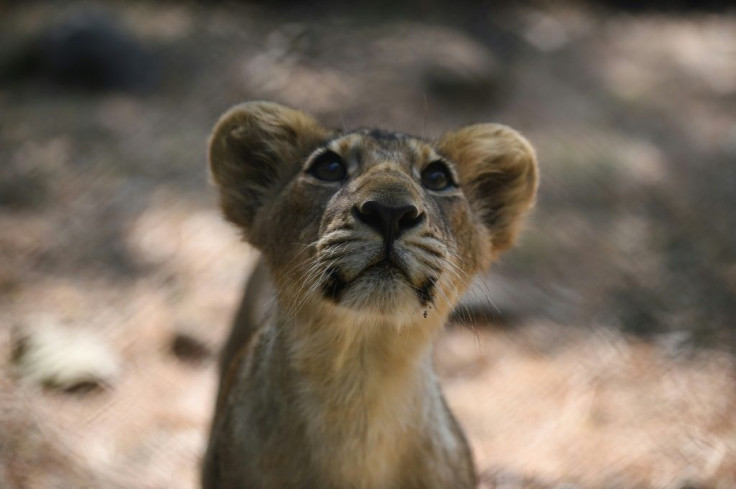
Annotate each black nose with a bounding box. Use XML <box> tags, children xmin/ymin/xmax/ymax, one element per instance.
<box><xmin>355</xmin><ymin>201</ymin><xmax>423</xmax><ymax>250</ymax></box>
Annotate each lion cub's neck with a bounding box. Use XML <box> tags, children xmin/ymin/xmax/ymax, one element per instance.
<box><xmin>284</xmin><ymin>305</ymin><xmax>440</xmax><ymax>386</ymax></box>
<box><xmin>276</xmin><ymin>306</ymin><xmax>445</xmax><ymax>487</ymax></box>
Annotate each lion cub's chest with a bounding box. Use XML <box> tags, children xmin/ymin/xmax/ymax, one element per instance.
<box><xmin>300</xmin><ymin>384</ymin><xmax>415</xmax><ymax>488</ymax></box>
<box><xmin>265</xmin><ymin>325</ymin><xmax>431</xmax><ymax>488</ymax></box>
<box><xmin>312</xmin><ymin>419</ymin><xmax>409</xmax><ymax>488</ymax></box>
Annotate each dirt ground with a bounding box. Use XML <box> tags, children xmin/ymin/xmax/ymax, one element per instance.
<box><xmin>1</xmin><ymin>1</ymin><xmax>735</xmax><ymax>488</ymax></box>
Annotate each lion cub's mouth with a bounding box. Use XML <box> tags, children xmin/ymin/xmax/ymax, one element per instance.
<box><xmin>321</xmin><ymin>256</ymin><xmax>437</xmax><ymax>309</ymax></box>
<box><xmin>315</xmin><ymin>223</ymin><xmax>448</xmax><ymax>313</ymax></box>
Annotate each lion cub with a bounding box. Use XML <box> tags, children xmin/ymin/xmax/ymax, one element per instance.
<box><xmin>203</xmin><ymin>102</ymin><xmax>538</xmax><ymax>489</ymax></box>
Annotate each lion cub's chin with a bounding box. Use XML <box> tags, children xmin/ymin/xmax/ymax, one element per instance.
<box><xmin>329</xmin><ymin>267</ymin><xmax>438</xmax><ymax>319</ymax></box>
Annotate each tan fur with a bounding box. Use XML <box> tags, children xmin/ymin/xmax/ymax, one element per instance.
<box><xmin>203</xmin><ymin>101</ymin><xmax>538</xmax><ymax>489</ymax></box>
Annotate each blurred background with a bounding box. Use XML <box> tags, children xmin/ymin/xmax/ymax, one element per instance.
<box><xmin>1</xmin><ymin>1</ymin><xmax>735</xmax><ymax>488</ymax></box>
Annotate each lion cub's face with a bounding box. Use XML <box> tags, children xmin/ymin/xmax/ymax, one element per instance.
<box><xmin>209</xmin><ymin>102</ymin><xmax>537</xmax><ymax>322</ymax></box>
<box><xmin>291</xmin><ymin>129</ymin><xmax>475</xmax><ymax>317</ymax></box>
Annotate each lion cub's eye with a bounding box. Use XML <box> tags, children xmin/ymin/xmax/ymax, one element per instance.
<box><xmin>421</xmin><ymin>161</ymin><xmax>455</xmax><ymax>191</ymax></box>
<box><xmin>308</xmin><ymin>151</ymin><xmax>347</xmax><ymax>181</ymax></box>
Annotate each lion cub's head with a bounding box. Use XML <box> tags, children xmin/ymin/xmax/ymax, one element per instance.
<box><xmin>209</xmin><ymin>102</ymin><xmax>537</xmax><ymax>323</ymax></box>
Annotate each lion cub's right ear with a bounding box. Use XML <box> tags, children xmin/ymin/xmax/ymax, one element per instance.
<box><xmin>438</xmin><ymin>123</ymin><xmax>538</xmax><ymax>261</ymax></box>
<box><xmin>209</xmin><ymin>101</ymin><xmax>330</xmax><ymax>239</ymax></box>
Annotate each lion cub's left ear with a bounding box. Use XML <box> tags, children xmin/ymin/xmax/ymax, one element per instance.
<box><xmin>438</xmin><ymin>123</ymin><xmax>538</xmax><ymax>258</ymax></box>
<box><xmin>209</xmin><ymin>101</ymin><xmax>331</xmax><ymax>242</ymax></box>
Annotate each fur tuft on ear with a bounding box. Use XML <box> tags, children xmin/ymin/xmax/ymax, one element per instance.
<box><xmin>438</xmin><ymin>123</ymin><xmax>538</xmax><ymax>257</ymax></box>
<box><xmin>208</xmin><ymin>101</ymin><xmax>330</xmax><ymax>239</ymax></box>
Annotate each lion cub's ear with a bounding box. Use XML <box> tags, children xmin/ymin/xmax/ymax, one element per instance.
<box><xmin>439</xmin><ymin>123</ymin><xmax>538</xmax><ymax>257</ymax></box>
<box><xmin>209</xmin><ymin>101</ymin><xmax>330</xmax><ymax>238</ymax></box>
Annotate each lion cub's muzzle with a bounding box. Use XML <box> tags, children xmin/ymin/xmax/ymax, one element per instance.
<box><xmin>353</xmin><ymin>201</ymin><xmax>424</xmax><ymax>257</ymax></box>
<box><xmin>316</xmin><ymin>178</ymin><xmax>446</xmax><ymax>313</ymax></box>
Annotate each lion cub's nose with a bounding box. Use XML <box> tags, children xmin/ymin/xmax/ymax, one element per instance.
<box><xmin>355</xmin><ymin>201</ymin><xmax>423</xmax><ymax>250</ymax></box>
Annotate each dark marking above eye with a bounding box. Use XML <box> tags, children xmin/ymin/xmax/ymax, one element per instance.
<box><xmin>308</xmin><ymin>150</ymin><xmax>347</xmax><ymax>181</ymax></box>
<box><xmin>366</xmin><ymin>129</ymin><xmax>403</xmax><ymax>142</ymax></box>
